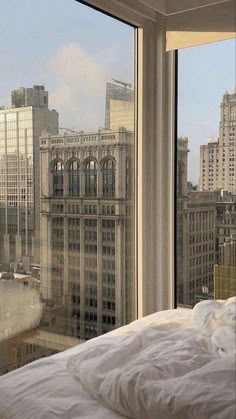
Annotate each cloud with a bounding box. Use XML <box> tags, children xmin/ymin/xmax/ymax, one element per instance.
<box><xmin>47</xmin><ymin>43</ymin><xmax>109</xmax><ymax>131</ymax></box>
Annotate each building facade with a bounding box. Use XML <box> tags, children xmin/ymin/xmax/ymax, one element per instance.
<box><xmin>40</xmin><ymin>128</ymin><xmax>135</xmax><ymax>340</ymax></box>
<box><xmin>200</xmin><ymin>88</ymin><xmax>236</xmax><ymax>192</ymax></box>
<box><xmin>216</xmin><ymin>190</ymin><xmax>236</xmax><ymax>253</ymax></box>
<box><xmin>214</xmin><ymin>235</ymin><xmax>236</xmax><ymax>299</ymax></box>
<box><xmin>0</xmin><ymin>86</ymin><xmax>58</xmax><ymax>269</ymax></box>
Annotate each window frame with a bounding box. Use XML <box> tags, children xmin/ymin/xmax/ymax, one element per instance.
<box><xmin>135</xmin><ymin>22</ymin><xmax>176</xmax><ymax>317</ymax></box>
<box><xmin>76</xmin><ymin>1</ymin><xmax>176</xmax><ymax>318</ymax></box>
<box><xmin>75</xmin><ymin>1</ymin><xmax>176</xmax><ymax>316</ymax></box>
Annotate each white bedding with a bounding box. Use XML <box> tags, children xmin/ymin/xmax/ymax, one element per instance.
<box><xmin>193</xmin><ymin>296</ymin><xmax>236</xmax><ymax>357</ymax></box>
<box><xmin>0</xmin><ymin>355</ymin><xmax>124</xmax><ymax>419</ymax></box>
<box><xmin>0</xmin><ymin>306</ymin><xmax>235</xmax><ymax>419</ymax></box>
<box><xmin>67</xmin><ymin>301</ymin><xmax>236</xmax><ymax>419</ymax></box>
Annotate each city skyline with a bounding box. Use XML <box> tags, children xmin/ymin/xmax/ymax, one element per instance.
<box><xmin>178</xmin><ymin>40</ymin><xmax>235</xmax><ymax>184</ymax></box>
<box><xmin>1</xmin><ymin>80</ymin><xmax>235</xmax><ymax>190</ymax></box>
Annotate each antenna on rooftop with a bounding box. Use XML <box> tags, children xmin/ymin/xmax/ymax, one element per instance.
<box><xmin>59</xmin><ymin>127</ymin><xmax>80</xmax><ymax>134</ymax></box>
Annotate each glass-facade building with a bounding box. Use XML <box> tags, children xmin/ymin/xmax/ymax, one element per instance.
<box><xmin>105</xmin><ymin>82</ymin><xmax>134</xmax><ymax>130</ymax></box>
<box><xmin>0</xmin><ymin>101</ymin><xmax>58</xmax><ymax>270</ymax></box>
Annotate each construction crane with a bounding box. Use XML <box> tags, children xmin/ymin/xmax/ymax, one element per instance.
<box><xmin>112</xmin><ymin>79</ymin><xmax>132</xmax><ymax>89</ymax></box>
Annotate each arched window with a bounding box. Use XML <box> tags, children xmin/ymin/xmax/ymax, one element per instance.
<box><xmin>85</xmin><ymin>159</ymin><xmax>97</xmax><ymax>196</ymax></box>
<box><xmin>68</xmin><ymin>160</ymin><xmax>80</xmax><ymax>196</ymax></box>
<box><xmin>52</xmin><ymin>160</ymin><xmax>64</xmax><ymax>196</ymax></box>
<box><xmin>103</xmin><ymin>159</ymin><xmax>115</xmax><ymax>197</ymax></box>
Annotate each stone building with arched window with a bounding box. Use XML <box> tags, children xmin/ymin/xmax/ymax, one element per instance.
<box><xmin>40</xmin><ymin>128</ymin><xmax>134</xmax><ymax>341</ymax></box>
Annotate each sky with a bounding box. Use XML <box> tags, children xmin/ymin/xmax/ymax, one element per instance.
<box><xmin>0</xmin><ymin>0</ymin><xmax>235</xmax><ymax>184</ymax></box>
<box><xmin>0</xmin><ymin>0</ymin><xmax>134</xmax><ymax>131</ymax></box>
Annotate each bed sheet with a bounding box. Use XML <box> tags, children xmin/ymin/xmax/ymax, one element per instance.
<box><xmin>0</xmin><ymin>309</ymin><xmax>192</xmax><ymax>419</ymax></box>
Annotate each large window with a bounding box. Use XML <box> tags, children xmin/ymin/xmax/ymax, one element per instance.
<box><xmin>177</xmin><ymin>39</ymin><xmax>236</xmax><ymax>307</ymax></box>
<box><xmin>52</xmin><ymin>160</ymin><xmax>64</xmax><ymax>197</ymax></box>
<box><xmin>68</xmin><ymin>160</ymin><xmax>80</xmax><ymax>196</ymax></box>
<box><xmin>102</xmin><ymin>158</ymin><xmax>115</xmax><ymax>197</ymax></box>
<box><xmin>85</xmin><ymin>159</ymin><xmax>97</xmax><ymax>197</ymax></box>
<box><xmin>0</xmin><ymin>0</ymin><xmax>135</xmax><ymax>375</ymax></box>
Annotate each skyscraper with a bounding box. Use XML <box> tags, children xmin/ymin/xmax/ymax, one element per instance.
<box><xmin>105</xmin><ymin>81</ymin><xmax>134</xmax><ymax>130</ymax></box>
<box><xmin>0</xmin><ymin>86</ymin><xmax>58</xmax><ymax>269</ymax></box>
<box><xmin>200</xmin><ymin>88</ymin><xmax>236</xmax><ymax>192</ymax></box>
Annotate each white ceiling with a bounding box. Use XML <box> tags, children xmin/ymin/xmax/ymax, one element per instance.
<box><xmin>82</xmin><ymin>0</ymin><xmax>236</xmax><ymax>49</ymax></box>
<box><xmin>138</xmin><ymin>0</ymin><xmax>233</xmax><ymax>16</ymax></box>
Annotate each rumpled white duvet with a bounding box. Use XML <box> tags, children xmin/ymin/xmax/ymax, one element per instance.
<box><xmin>67</xmin><ymin>298</ymin><xmax>236</xmax><ymax>419</ymax></box>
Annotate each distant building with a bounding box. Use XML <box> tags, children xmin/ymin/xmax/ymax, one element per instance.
<box><xmin>214</xmin><ymin>235</ymin><xmax>236</xmax><ymax>299</ymax></box>
<box><xmin>0</xmin><ymin>337</ymin><xmax>56</xmax><ymax>376</ymax></box>
<box><xmin>39</xmin><ymin>128</ymin><xmax>134</xmax><ymax>340</ymax></box>
<box><xmin>200</xmin><ymin>88</ymin><xmax>236</xmax><ymax>192</ymax></box>
<box><xmin>177</xmin><ymin>138</ymin><xmax>217</xmax><ymax>306</ymax></box>
<box><xmin>200</xmin><ymin>138</ymin><xmax>219</xmax><ymax>191</ymax></box>
<box><xmin>0</xmin><ymin>321</ymin><xmax>80</xmax><ymax>375</ymax></box>
<box><xmin>0</xmin><ymin>86</ymin><xmax>58</xmax><ymax>269</ymax></box>
<box><xmin>11</xmin><ymin>85</ymin><xmax>48</xmax><ymax>109</ymax></box>
<box><xmin>218</xmin><ymin>235</ymin><xmax>236</xmax><ymax>267</ymax></box>
<box><xmin>187</xmin><ymin>181</ymin><xmax>198</xmax><ymax>192</ymax></box>
<box><xmin>105</xmin><ymin>81</ymin><xmax>134</xmax><ymax>130</ymax></box>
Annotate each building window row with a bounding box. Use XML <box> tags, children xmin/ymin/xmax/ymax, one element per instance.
<box><xmin>51</xmin><ymin>157</ymin><xmax>115</xmax><ymax>197</ymax></box>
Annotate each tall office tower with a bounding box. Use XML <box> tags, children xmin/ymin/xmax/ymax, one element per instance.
<box><xmin>200</xmin><ymin>88</ymin><xmax>236</xmax><ymax>192</ymax></box>
<box><xmin>105</xmin><ymin>81</ymin><xmax>134</xmax><ymax>130</ymax></box>
<box><xmin>177</xmin><ymin>138</ymin><xmax>217</xmax><ymax>306</ymax></box>
<box><xmin>40</xmin><ymin>128</ymin><xmax>134</xmax><ymax>340</ymax></box>
<box><xmin>214</xmin><ymin>235</ymin><xmax>236</xmax><ymax>299</ymax></box>
<box><xmin>0</xmin><ymin>86</ymin><xmax>58</xmax><ymax>270</ymax></box>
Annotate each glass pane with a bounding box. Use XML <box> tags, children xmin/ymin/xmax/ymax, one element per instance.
<box><xmin>177</xmin><ymin>39</ymin><xmax>236</xmax><ymax>307</ymax></box>
<box><xmin>0</xmin><ymin>0</ymin><xmax>136</xmax><ymax>375</ymax></box>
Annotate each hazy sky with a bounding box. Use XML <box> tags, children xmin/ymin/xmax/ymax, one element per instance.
<box><xmin>0</xmin><ymin>0</ymin><xmax>134</xmax><ymax>131</ymax></box>
<box><xmin>0</xmin><ymin>0</ymin><xmax>235</xmax><ymax>184</ymax></box>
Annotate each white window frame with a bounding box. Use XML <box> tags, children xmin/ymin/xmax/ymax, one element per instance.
<box><xmin>78</xmin><ymin>0</ymin><xmax>176</xmax><ymax>317</ymax></box>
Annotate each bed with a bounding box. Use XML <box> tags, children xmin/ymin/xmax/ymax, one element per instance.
<box><xmin>0</xmin><ymin>300</ymin><xmax>235</xmax><ymax>419</ymax></box>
